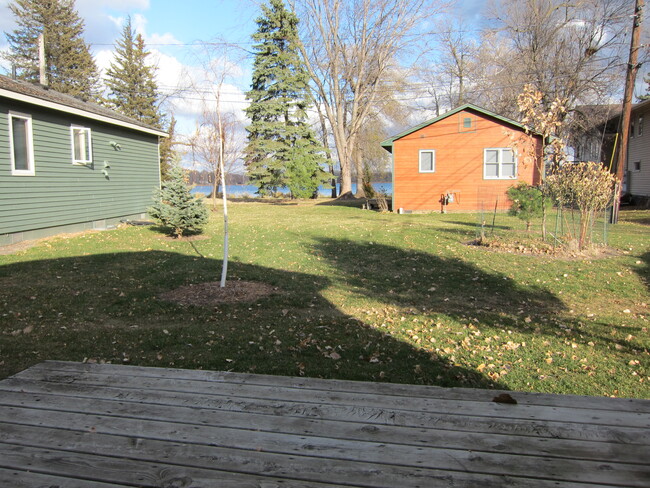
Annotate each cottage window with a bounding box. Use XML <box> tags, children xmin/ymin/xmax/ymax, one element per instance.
<box><xmin>71</xmin><ymin>126</ymin><xmax>92</xmax><ymax>165</ymax></box>
<box><xmin>638</xmin><ymin>115</ymin><xmax>644</xmax><ymax>137</ymax></box>
<box><xmin>484</xmin><ymin>148</ymin><xmax>517</xmax><ymax>179</ymax></box>
<box><xmin>419</xmin><ymin>149</ymin><xmax>435</xmax><ymax>173</ymax></box>
<box><xmin>9</xmin><ymin>112</ymin><xmax>35</xmax><ymax>176</ymax></box>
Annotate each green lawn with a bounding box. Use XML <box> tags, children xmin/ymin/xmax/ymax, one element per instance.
<box><xmin>1</xmin><ymin>201</ymin><xmax>648</xmax><ymax>398</ymax></box>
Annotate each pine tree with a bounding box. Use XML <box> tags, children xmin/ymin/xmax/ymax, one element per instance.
<box><xmin>105</xmin><ymin>17</ymin><xmax>161</xmax><ymax>126</ymax></box>
<box><xmin>4</xmin><ymin>0</ymin><xmax>100</xmax><ymax>100</ymax></box>
<box><xmin>244</xmin><ymin>0</ymin><xmax>328</xmax><ymax>198</ymax></box>
<box><xmin>148</xmin><ymin>164</ymin><xmax>209</xmax><ymax>238</ymax></box>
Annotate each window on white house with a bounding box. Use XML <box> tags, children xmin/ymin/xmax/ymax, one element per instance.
<box><xmin>631</xmin><ymin>120</ymin><xmax>635</xmax><ymax>138</ymax></box>
<box><xmin>633</xmin><ymin>161</ymin><xmax>641</xmax><ymax>172</ymax></box>
<box><xmin>484</xmin><ymin>148</ymin><xmax>517</xmax><ymax>179</ymax></box>
<box><xmin>9</xmin><ymin>112</ymin><xmax>35</xmax><ymax>176</ymax></box>
<box><xmin>638</xmin><ymin>115</ymin><xmax>644</xmax><ymax>137</ymax></box>
<box><xmin>71</xmin><ymin>126</ymin><xmax>92</xmax><ymax>165</ymax></box>
<box><xmin>419</xmin><ymin>149</ymin><xmax>435</xmax><ymax>173</ymax></box>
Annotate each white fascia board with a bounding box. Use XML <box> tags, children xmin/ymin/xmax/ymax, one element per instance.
<box><xmin>0</xmin><ymin>88</ymin><xmax>168</xmax><ymax>138</ymax></box>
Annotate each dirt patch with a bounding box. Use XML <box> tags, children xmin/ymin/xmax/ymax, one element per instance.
<box><xmin>0</xmin><ymin>240</ymin><xmax>38</xmax><ymax>256</ymax></box>
<box><xmin>466</xmin><ymin>238</ymin><xmax>621</xmax><ymax>260</ymax></box>
<box><xmin>159</xmin><ymin>280</ymin><xmax>279</xmax><ymax>306</ymax></box>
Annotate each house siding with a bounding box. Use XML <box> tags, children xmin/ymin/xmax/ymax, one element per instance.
<box><xmin>0</xmin><ymin>98</ymin><xmax>160</xmax><ymax>240</ymax></box>
<box><xmin>627</xmin><ymin>104</ymin><xmax>650</xmax><ymax>198</ymax></box>
<box><xmin>391</xmin><ymin>109</ymin><xmax>541</xmax><ymax>212</ymax></box>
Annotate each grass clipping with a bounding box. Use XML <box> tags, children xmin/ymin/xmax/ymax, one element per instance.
<box><xmin>160</xmin><ymin>280</ymin><xmax>278</xmax><ymax>306</ymax></box>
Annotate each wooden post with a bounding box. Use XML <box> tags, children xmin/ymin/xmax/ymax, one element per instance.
<box><xmin>612</xmin><ymin>0</ymin><xmax>644</xmax><ymax>223</ymax></box>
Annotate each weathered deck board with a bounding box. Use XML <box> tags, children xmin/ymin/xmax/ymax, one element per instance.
<box><xmin>1</xmin><ymin>360</ymin><xmax>649</xmax><ymax>487</ymax></box>
<box><xmin>19</xmin><ymin>360</ymin><xmax>650</xmax><ymax>412</ymax></box>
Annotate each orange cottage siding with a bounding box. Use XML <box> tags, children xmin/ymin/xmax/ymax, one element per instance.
<box><xmin>392</xmin><ymin>110</ymin><xmax>542</xmax><ymax>212</ymax></box>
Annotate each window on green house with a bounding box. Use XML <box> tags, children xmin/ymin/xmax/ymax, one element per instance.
<box><xmin>9</xmin><ymin>112</ymin><xmax>35</xmax><ymax>176</ymax></box>
<box><xmin>71</xmin><ymin>126</ymin><xmax>93</xmax><ymax>165</ymax></box>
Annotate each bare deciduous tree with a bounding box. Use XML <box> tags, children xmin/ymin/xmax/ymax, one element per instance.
<box><xmin>480</xmin><ymin>0</ymin><xmax>629</xmax><ymax>121</ymax></box>
<box><xmin>293</xmin><ymin>0</ymin><xmax>447</xmax><ymax>197</ymax></box>
<box><xmin>189</xmin><ymin>41</ymin><xmax>246</xmax><ymax>288</ymax></box>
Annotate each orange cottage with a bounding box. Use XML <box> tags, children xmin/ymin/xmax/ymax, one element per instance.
<box><xmin>381</xmin><ymin>104</ymin><xmax>543</xmax><ymax>213</ymax></box>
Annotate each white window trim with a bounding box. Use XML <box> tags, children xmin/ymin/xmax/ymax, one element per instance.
<box><xmin>8</xmin><ymin>111</ymin><xmax>35</xmax><ymax>176</ymax></box>
<box><xmin>70</xmin><ymin>125</ymin><xmax>93</xmax><ymax>165</ymax></box>
<box><xmin>483</xmin><ymin>148</ymin><xmax>518</xmax><ymax>180</ymax></box>
<box><xmin>419</xmin><ymin>149</ymin><xmax>436</xmax><ymax>173</ymax></box>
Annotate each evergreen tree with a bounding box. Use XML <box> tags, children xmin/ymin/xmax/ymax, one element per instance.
<box><xmin>244</xmin><ymin>0</ymin><xmax>328</xmax><ymax>198</ymax></box>
<box><xmin>148</xmin><ymin>164</ymin><xmax>209</xmax><ymax>238</ymax></box>
<box><xmin>105</xmin><ymin>17</ymin><xmax>161</xmax><ymax>126</ymax></box>
<box><xmin>4</xmin><ymin>0</ymin><xmax>100</xmax><ymax>100</ymax></box>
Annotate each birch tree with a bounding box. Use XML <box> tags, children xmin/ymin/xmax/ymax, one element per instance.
<box><xmin>191</xmin><ymin>42</ymin><xmax>245</xmax><ymax>288</ymax></box>
<box><xmin>293</xmin><ymin>0</ymin><xmax>446</xmax><ymax>197</ymax></box>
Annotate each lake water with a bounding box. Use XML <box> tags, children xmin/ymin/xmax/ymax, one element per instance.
<box><xmin>191</xmin><ymin>182</ymin><xmax>393</xmax><ymax>198</ymax></box>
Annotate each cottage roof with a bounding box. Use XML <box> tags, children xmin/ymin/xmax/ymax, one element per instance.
<box><xmin>380</xmin><ymin>103</ymin><xmax>538</xmax><ymax>153</ymax></box>
<box><xmin>0</xmin><ymin>75</ymin><xmax>167</xmax><ymax>137</ymax></box>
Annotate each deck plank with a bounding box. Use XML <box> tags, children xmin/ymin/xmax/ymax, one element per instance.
<box><xmin>23</xmin><ymin>360</ymin><xmax>650</xmax><ymax>412</ymax></box>
<box><xmin>1</xmin><ymin>361</ymin><xmax>649</xmax><ymax>487</ymax></box>
<box><xmin>11</xmin><ymin>367</ymin><xmax>649</xmax><ymax>428</ymax></box>
<box><xmin>0</xmin><ymin>389</ymin><xmax>647</xmax><ymax>464</ymax></box>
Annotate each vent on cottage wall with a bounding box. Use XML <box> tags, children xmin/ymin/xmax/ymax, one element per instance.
<box><xmin>459</xmin><ymin>114</ymin><xmax>476</xmax><ymax>133</ymax></box>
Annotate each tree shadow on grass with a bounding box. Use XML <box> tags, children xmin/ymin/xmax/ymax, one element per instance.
<box><xmin>0</xmin><ymin>251</ymin><xmax>501</xmax><ymax>390</ymax></box>
<box><xmin>445</xmin><ymin>220</ymin><xmax>513</xmax><ymax>231</ymax></box>
<box><xmin>310</xmin><ymin>237</ymin><xmax>638</xmax><ymax>352</ymax></box>
<box><xmin>312</xmin><ymin>237</ymin><xmax>564</xmax><ymax>324</ymax></box>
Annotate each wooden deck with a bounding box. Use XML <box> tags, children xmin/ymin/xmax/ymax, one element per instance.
<box><xmin>0</xmin><ymin>361</ymin><xmax>649</xmax><ymax>487</ymax></box>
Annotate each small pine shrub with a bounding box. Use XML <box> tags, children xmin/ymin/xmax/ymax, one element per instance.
<box><xmin>148</xmin><ymin>165</ymin><xmax>209</xmax><ymax>237</ymax></box>
<box><xmin>507</xmin><ymin>182</ymin><xmax>547</xmax><ymax>232</ymax></box>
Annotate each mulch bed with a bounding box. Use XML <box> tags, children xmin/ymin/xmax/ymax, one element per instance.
<box><xmin>159</xmin><ymin>280</ymin><xmax>279</xmax><ymax>306</ymax></box>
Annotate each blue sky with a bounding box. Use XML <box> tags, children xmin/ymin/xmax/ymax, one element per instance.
<box><xmin>0</xmin><ymin>0</ymin><xmax>263</xmax><ymax>134</ymax></box>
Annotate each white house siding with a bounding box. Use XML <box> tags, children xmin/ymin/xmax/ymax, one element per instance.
<box><xmin>627</xmin><ymin>104</ymin><xmax>650</xmax><ymax>197</ymax></box>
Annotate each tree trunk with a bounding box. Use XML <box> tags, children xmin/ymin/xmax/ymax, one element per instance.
<box><xmin>353</xmin><ymin>144</ymin><xmax>365</xmax><ymax>198</ymax></box>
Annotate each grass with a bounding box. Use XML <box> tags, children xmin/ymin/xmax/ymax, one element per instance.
<box><xmin>1</xmin><ymin>201</ymin><xmax>648</xmax><ymax>398</ymax></box>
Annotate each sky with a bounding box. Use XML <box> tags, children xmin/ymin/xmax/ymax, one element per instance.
<box><xmin>0</xmin><ymin>0</ymin><xmax>643</xmax><ymax>141</ymax></box>
<box><xmin>0</xmin><ymin>0</ymin><xmax>264</xmax><ymax>136</ymax></box>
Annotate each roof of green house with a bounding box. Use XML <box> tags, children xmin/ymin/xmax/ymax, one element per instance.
<box><xmin>0</xmin><ymin>74</ymin><xmax>167</xmax><ymax>137</ymax></box>
<box><xmin>380</xmin><ymin>103</ymin><xmax>537</xmax><ymax>153</ymax></box>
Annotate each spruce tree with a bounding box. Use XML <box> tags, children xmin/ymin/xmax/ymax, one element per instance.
<box><xmin>4</xmin><ymin>0</ymin><xmax>100</xmax><ymax>100</ymax></box>
<box><xmin>244</xmin><ymin>0</ymin><xmax>328</xmax><ymax>198</ymax></box>
<box><xmin>105</xmin><ymin>17</ymin><xmax>161</xmax><ymax>126</ymax></box>
<box><xmin>148</xmin><ymin>164</ymin><xmax>209</xmax><ymax>238</ymax></box>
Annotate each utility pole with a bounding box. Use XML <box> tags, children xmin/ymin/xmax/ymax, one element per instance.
<box><xmin>612</xmin><ymin>0</ymin><xmax>644</xmax><ymax>223</ymax></box>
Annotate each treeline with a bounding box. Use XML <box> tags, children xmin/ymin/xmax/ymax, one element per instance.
<box><xmin>187</xmin><ymin>170</ymin><xmax>249</xmax><ymax>186</ymax></box>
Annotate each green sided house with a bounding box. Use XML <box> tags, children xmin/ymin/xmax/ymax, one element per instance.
<box><xmin>0</xmin><ymin>75</ymin><xmax>167</xmax><ymax>246</ymax></box>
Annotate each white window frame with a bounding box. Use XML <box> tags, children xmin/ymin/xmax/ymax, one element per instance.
<box><xmin>638</xmin><ymin>115</ymin><xmax>644</xmax><ymax>137</ymax></box>
<box><xmin>70</xmin><ymin>126</ymin><xmax>93</xmax><ymax>165</ymax></box>
<box><xmin>483</xmin><ymin>148</ymin><xmax>517</xmax><ymax>180</ymax></box>
<box><xmin>8</xmin><ymin>111</ymin><xmax>35</xmax><ymax>176</ymax></box>
<box><xmin>419</xmin><ymin>149</ymin><xmax>436</xmax><ymax>173</ymax></box>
